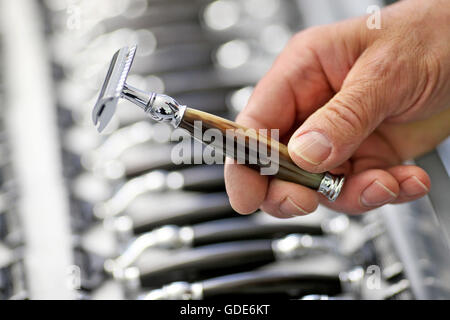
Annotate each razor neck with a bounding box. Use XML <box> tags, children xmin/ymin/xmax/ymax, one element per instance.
<box><xmin>122</xmin><ymin>83</ymin><xmax>152</xmax><ymax>111</ymax></box>
<box><xmin>122</xmin><ymin>84</ymin><xmax>186</xmax><ymax>128</ymax></box>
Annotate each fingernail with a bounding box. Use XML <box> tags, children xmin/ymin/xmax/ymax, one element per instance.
<box><xmin>280</xmin><ymin>197</ymin><xmax>309</xmax><ymax>216</ymax></box>
<box><xmin>361</xmin><ymin>180</ymin><xmax>397</xmax><ymax>207</ymax></box>
<box><xmin>400</xmin><ymin>176</ymin><xmax>428</xmax><ymax>196</ymax></box>
<box><xmin>290</xmin><ymin>131</ymin><xmax>332</xmax><ymax>165</ymax></box>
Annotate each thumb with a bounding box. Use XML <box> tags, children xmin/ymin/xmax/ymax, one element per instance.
<box><xmin>287</xmin><ymin>79</ymin><xmax>388</xmax><ymax>173</ymax></box>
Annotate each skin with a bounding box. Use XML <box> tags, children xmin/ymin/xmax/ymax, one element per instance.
<box><xmin>224</xmin><ymin>0</ymin><xmax>450</xmax><ymax>217</ymax></box>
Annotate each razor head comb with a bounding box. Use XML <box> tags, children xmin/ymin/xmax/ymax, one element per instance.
<box><xmin>92</xmin><ymin>45</ymin><xmax>137</xmax><ymax>132</ymax></box>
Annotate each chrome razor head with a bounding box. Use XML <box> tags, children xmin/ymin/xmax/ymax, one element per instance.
<box><xmin>93</xmin><ymin>45</ymin><xmax>186</xmax><ymax>132</ymax></box>
<box><xmin>92</xmin><ymin>45</ymin><xmax>137</xmax><ymax>132</ymax></box>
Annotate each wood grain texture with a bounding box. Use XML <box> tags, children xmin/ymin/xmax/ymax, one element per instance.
<box><xmin>179</xmin><ymin>108</ymin><xmax>324</xmax><ymax>189</ymax></box>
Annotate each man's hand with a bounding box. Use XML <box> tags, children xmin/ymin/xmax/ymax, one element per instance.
<box><xmin>225</xmin><ymin>0</ymin><xmax>450</xmax><ymax>217</ymax></box>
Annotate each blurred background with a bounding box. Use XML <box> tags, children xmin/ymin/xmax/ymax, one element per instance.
<box><xmin>0</xmin><ymin>0</ymin><xmax>449</xmax><ymax>300</ymax></box>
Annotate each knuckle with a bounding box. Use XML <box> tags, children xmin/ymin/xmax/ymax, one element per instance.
<box><xmin>360</xmin><ymin>38</ymin><xmax>441</xmax><ymax>119</ymax></box>
<box><xmin>324</xmin><ymin>93</ymin><xmax>370</xmax><ymax>138</ymax></box>
<box><xmin>365</xmin><ymin>43</ymin><xmax>400</xmax><ymax>79</ymax></box>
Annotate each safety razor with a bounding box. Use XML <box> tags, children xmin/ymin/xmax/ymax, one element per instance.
<box><xmin>92</xmin><ymin>46</ymin><xmax>344</xmax><ymax>201</ymax></box>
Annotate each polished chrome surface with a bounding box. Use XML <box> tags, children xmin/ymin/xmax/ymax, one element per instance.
<box><xmin>93</xmin><ymin>45</ymin><xmax>186</xmax><ymax>131</ymax></box>
<box><xmin>142</xmin><ymin>281</ymin><xmax>203</xmax><ymax>300</ymax></box>
<box><xmin>122</xmin><ymin>84</ymin><xmax>152</xmax><ymax>111</ymax></box>
<box><xmin>272</xmin><ymin>234</ymin><xmax>338</xmax><ymax>260</ymax></box>
<box><xmin>318</xmin><ymin>173</ymin><xmax>345</xmax><ymax>202</ymax></box>
<box><xmin>94</xmin><ymin>171</ymin><xmax>166</xmax><ymax>218</ymax></box>
<box><xmin>144</xmin><ymin>93</ymin><xmax>187</xmax><ymax>128</ymax></box>
<box><xmin>104</xmin><ymin>225</ymin><xmax>194</xmax><ymax>273</ymax></box>
<box><xmin>93</xmin><ymin>46</ymin><xmax>137</xmax><ymax>133</ymax></box>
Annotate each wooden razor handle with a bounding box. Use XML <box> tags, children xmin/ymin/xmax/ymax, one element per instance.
<box><xmin>178</xmin><ymin>108</ymin><xmax>326</xmax><ymax>190</ymax></box>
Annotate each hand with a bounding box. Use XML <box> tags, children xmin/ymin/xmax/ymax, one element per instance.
<box><xmin>225</xmin><ymin>0</ymin><xmax>450</xmax><ymax>216</ymax></box>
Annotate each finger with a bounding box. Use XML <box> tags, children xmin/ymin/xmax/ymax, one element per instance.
<box><xmin>287</xmin><ymin>42</ymin><xmax>417</xmax><ymax>173</ymax></box>
<box><xmin>387</xmin><ymin>165</ymin><xmax>430</xmax><ymax>203</ymax></box>
<box><xmin>224</xmin><ymin>157</ymin><xmax>268</xmax><ymax>214</ymax></box>
<box><xmin>260</xmin><ymin>179</ymin><xmax>319</xmax><ymax>219</ymax></box>
<box><xmin>325</xmin><ymin>169</ymin><xmax>400</xmax><ymax>214</ymax></box>
<box><xmin>226</xmin><ymin>24</ymin><xmax>365</xmax><ymax>215</ymax></box>
<box><xmin>224</xmin><ymin>114</ymin><xmax>270</xmax><ymax>214</ymax></box>
<box><xmin>288</xmin><ymin>82</ymin><xmax>388</xmax><ymax>173</ymax></box>
<box><xmin>377</xmin><ymin>108</ymin><xmax>450</xmax><ymax>161</ymax></box>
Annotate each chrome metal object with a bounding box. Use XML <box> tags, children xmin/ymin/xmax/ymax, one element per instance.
<box><xmin>142</xmin><ymin>281</ymin><xmax>203</xmax><ymax>300</ymax></box>
<box><xmin>104</xmin><ymin>225</ymin><xmax>194</xmax><ymax>273</ymax></box>
<box><xmin>272</xmin><ymin>234</ymin><xmax>339</xmax><ymax>260</ymax></box>
<box><xmin>92</xmin><ymin>45</ymin><xmax>186</xmax><ymax>132</ymax></box>
<box><xmin>318</xmin><ymin>173</ymin><xmax>345</xmax><ymax>202</ymax></box>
